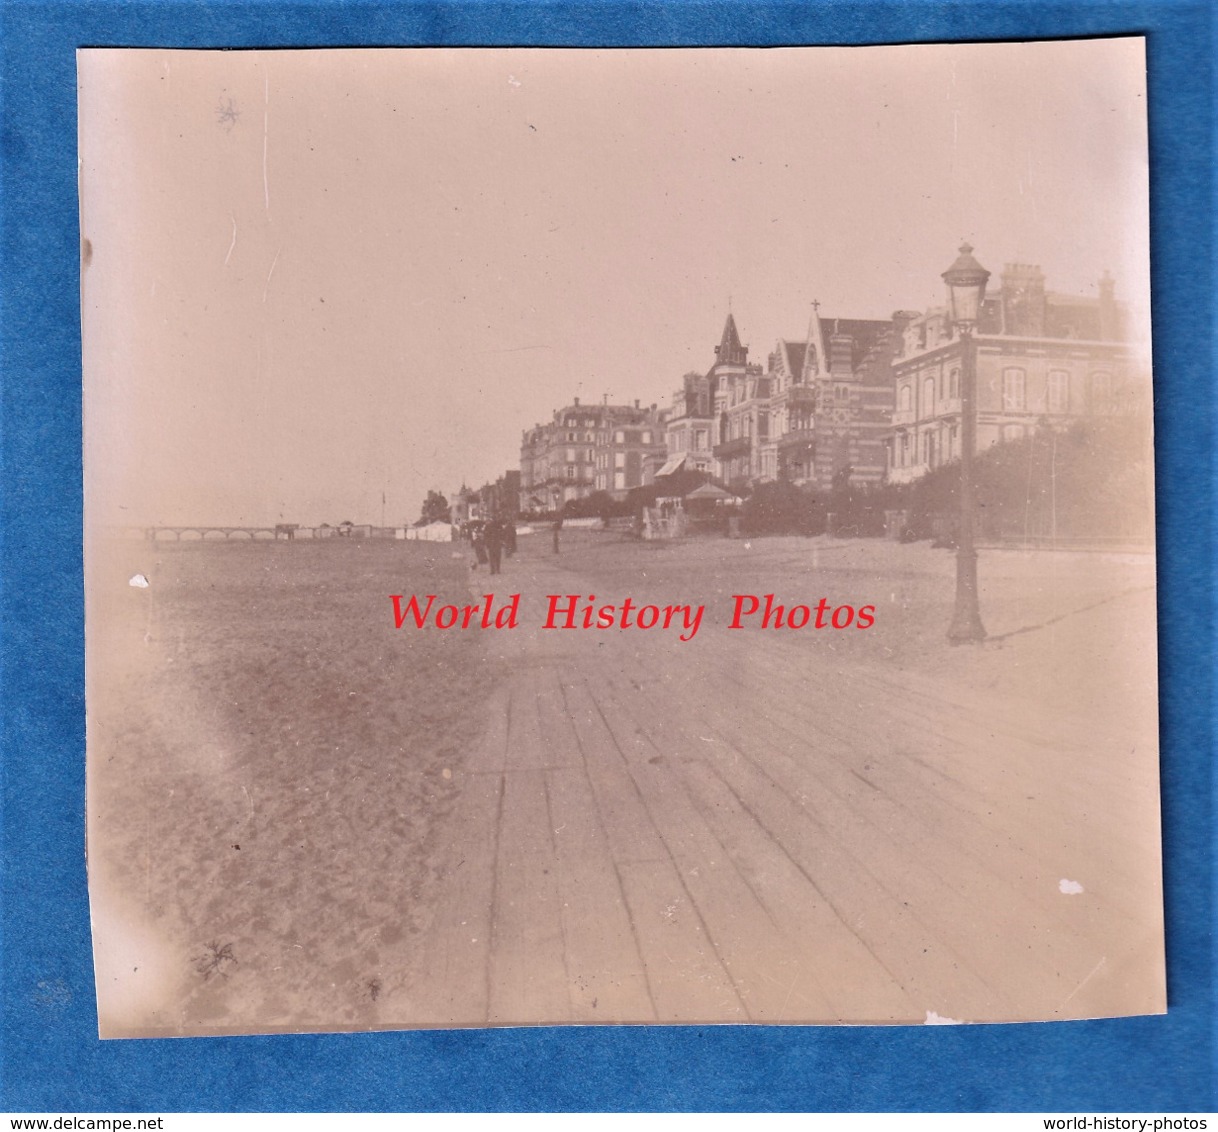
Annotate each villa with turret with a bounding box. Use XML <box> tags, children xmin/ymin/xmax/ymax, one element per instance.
<box><xmin>520</xmin><ymin>257</ymin><xmax>1146</xmax><ymax>509</ymax></box>
<box><xmin>663</xmin><ymin>310</ymin><xmax>896</xmax><ymax>493</ymax></box>
<box><xmin>656</xmin><ymin>259</ymin><xmax>1143</xmax><ymax>495</ymax></box>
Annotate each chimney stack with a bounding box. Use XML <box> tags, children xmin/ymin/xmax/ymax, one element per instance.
<box><xmin>999</xmin><ymin>263</ymin><xmax>1047</xmax><ymax>336</ymax></box>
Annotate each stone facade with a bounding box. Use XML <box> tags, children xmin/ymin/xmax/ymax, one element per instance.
<box><xmin>887</xmin><ymin>266</ymin><xmax>1144</xmax><ymax>484</ymax></box>
<box><xmin>520</xmin><ymin>399</ymin><xmax>668</xmax><ymax>512</ymax></box>
<box><xmin>662</xmin><ymin>372</ymin><xmax>716</xmax><ymax>476</ymax></box>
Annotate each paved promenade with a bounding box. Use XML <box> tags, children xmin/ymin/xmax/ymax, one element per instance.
<box><xmin>397</xmin><ymin>538</ymin><xmax>1163</xmax><ymax>1026</ymax></box>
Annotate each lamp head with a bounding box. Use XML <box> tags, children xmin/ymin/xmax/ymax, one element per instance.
<box><xmin>941</xmin><ymin>242</ymin><xmax>991</xmax><ymax>330</ymax></box>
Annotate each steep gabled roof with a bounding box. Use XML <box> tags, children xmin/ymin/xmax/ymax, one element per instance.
<box><xmin>781</xmin><ymin>340</ymin><xmax>808</xmax><ymax>378</ymax></box>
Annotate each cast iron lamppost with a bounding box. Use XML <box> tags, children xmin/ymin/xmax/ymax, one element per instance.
<box><xmin>943</xmin><ymin>242</ymin><xmax>990</xmax><ymax>644</ymax></box>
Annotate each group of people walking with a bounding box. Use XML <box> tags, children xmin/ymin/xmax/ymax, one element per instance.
<box><xmin>467</xmin><ymin>516</ymin><xmax>516</xmax><ymax>575</ymax></box>
<box><xmin>463</xmin><ymin>515</ymin><xmax>566</xmax><ymax>574</ymax></box>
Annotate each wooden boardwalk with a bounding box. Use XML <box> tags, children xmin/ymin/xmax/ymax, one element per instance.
<box><xmin>397</xmin><ymin>549</ymin><xmax>1163</xmax><ymax>1026</ymax></box>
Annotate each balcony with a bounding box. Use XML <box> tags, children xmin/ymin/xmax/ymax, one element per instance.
<box><xmin>776</xmin><ymin>427</ymin><xmax>816</xmax><ymax>452</ymax></box>
<box><xmin>892</xmin><ymin>408</ymin><xmax>917</xmax><ymax>427</ymax></box>
<box><xmin>784</xmin><ymin>384</ymin><xmax>818</xmax><ymax>407</ymax></box>
<box><xmin>712</xmin><ymin>436</ymin><xmax>751</xmax><ymax>460</ymax></box>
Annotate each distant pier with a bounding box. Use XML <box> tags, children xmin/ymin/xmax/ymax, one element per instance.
<box><xmin>120</xmin><ymin>523</ymin><xmax>403</xmax><ymax>542</ymax></box>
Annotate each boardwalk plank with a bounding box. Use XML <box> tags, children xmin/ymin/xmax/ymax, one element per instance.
<box><xmin>733</xmin><ymin>643</ymin><xmax>1157</xmax><ymax>929</ymax></box>
<box><xmin>679</xmin><ymin>758</ymin><xmax>919</xmax><ymax>1022</ymax></box>
<box><xmin>402</xmin><ymin>546</ymin><xmax>1161</xmax><ymax>1027</ymax></box>
<box><xmin>559</xmin><ymin>677</ymin><xmax>669</xmax><ymax>864</ymax></box>
<box><xmin>607</xmin><ymin>659</ymin><xmax>1013</xmax><ymax>1019</ymax></box>
<box><xmin>546</xmin><ymin>766</ymin><xmax>656</xmax><ymax>1021</ymax></box>
<box><xmin>684</xmin><ymin>678</ymin><xmax>1105</xmax><ymax>1009</ymax></box>
<box><xmin>503</xmin><ymin>669</ymin><xmax>557</xmax><ymax>772</ymax></box>
<box><xmin>615</xmin><ymin>858</ymin><xmax>746</xmax><ymax>1023</ymax></box>
<box><xmin>589</xmin><ymin>675</ymin><xmax>839</xmax><ymax>1020</ymax></box>
<box><xmin>488</xmin><ymin>769</ymin><xmax>569</xmax><ymax>1023</ymax></box>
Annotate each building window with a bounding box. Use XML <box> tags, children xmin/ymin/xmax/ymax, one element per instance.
<box><xmin>566</xmin><ymin>465</ymin><xmax>576</xmax><ymax>479</ymax></box>
<box><xmin>949</xmin><ymin>368</ymin><xmax>960</xmax><ymax>399</ymax></box>
<box><xmin>695</xmin><ymin>429</ymin><xmax>708</xmax><ymax>450</ymax></box>
<box><xmin>835</xmin><ymin>384</ymin><xmax>849</xmax><ymax>402</ymax></box>
<box><xmin>922</xmin><ymin>377</ymin><xmax>935</xmax><ymax>415</ymax></box>
<box><xmin>1048</xmin><ymin>370</ymin><xmax>1070</xmax><ymax>413</ymax></box>
<box><xmin>641</xmin><ymin>431</ymin><xmax>652</xmax><ymax>444</ymax></box>
<box><xmin>614</xmin><ymin>452</ymin><xmax>625</xmax><ymax>469</ymax></box>
<box><xmin>899</xmin><ymin>384</ymin><xmax>912</xmax><ymax>412</ymax></box>
<box><xmin>614</xmin><ymin>430</ymin><xmax>625</xmax><ymax>444</ymax></box>
<box><xmin>1002</xmin><ymin>367</ymin><xmax>1027</xmax><ymax>411</ymax></box>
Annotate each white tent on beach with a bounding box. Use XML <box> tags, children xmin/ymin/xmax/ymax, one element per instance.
<box><xmin>405</xmin><ymin>521</ymin><xmax>455</xmax><ymax>542</ymax></box>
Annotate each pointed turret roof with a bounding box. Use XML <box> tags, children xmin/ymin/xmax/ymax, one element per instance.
<box><xmin>713</xmin><ymin>313</ymin><xmax>748</xmax><ymax>367</ymax></box>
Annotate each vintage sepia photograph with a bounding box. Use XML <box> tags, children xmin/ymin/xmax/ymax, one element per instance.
<box><xmin>79</xmin><ymin>41</ymin><xmax>1163</xmax><ymax>1038</ymax></box>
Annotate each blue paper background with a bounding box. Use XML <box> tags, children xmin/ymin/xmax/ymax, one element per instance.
<box><xmin>1</xmin><ymin>0</ymin><xmax>1212</xmax><ymax>1113</ymax></box>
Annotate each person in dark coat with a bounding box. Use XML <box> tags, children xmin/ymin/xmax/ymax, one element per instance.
<box><xmin>551</xmin><ymin>516</ymin><xmax>562</xmax><ymax>554</ymax></box>
<box><xmin>485</xmin><ymin>516</ymin><xmax>504</xmax><ymax>576</ymax></box>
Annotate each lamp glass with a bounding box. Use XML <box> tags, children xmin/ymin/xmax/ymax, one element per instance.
<box><xmin>948</xmin><ymin>281</ymin><xmax>984</xmax><ymax>326</ymax></box>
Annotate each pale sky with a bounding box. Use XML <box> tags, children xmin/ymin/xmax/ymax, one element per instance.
<box><xmin>79</xmin><ymin>41</ymin><xmax>1149</xmax><ymax>527</ymax></box>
